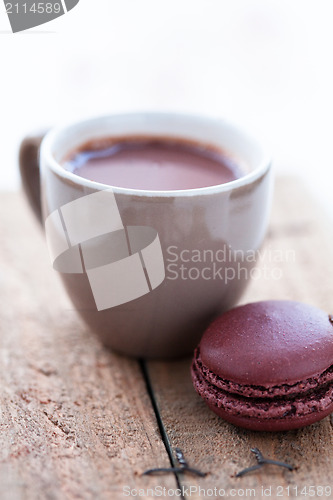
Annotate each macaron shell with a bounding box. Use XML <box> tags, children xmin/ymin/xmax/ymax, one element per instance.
<box><xmin>206</xmin><ymin>402</ymin><xmax>333</xmax><ymax>432</ymax></box>
<box><xmin>200</xmin><ymin>301</ymin><xmax>333</xmax><ymax>386</ymax></box>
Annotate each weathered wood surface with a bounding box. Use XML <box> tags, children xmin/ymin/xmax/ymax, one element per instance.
<box><xmin>0</xmin><ymin>177</ymin><xmax>332</xmax><ymax>499</ymax></box>
<box><xmin>0</xmin><ymin>192</ymin><xmax>177</xmax><ymax>499</ymax></box>
<box><xmin>147</xmin><ymin>177</ymin><xmax>333</xmax><ymax>499</ymax></box>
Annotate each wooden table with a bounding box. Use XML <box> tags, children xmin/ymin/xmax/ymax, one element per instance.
<box><xmin>1</xmin><ymin>178</ymin><xmax>332</xmax><ymax>499</ymax></box>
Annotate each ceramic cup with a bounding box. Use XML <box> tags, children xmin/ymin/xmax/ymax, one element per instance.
<box><xmin>20</xmin><ymin>112</ymin><xmax>272</xmax><ymax>358</ymax></box>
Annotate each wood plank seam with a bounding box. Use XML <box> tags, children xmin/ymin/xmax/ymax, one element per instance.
<box><xmin>139</xmin><ymin>359</ymin><xmax>185</xmax><ymax>498</ymax></box>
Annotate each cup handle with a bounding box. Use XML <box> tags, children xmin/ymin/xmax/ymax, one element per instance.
<box><xmin>19</xmin><ymin>132</ymin><xmax>48</xmax><ymax>225</ymax></box>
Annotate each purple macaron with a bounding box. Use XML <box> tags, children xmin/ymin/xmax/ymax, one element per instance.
<box><xmin>191</xmin><ymin>301</ymin><xmax>333</xmax><ymax>431</ymax></box>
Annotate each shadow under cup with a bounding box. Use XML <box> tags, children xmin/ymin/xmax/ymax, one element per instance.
<box><xmin>40</xmin><ymin>113</ymin><xmax>272</xmax><ymax>358</ymax></box>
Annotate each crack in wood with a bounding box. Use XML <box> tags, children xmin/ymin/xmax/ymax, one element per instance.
<box><xmin>43</xmin><ymin>410</ymin><xmax>72</xmax><ymax>436</ymax></box>
<box><xmin>139</xmin><ymin>359</ymin><xmax>185</xmax><ymax>499</ymax></box>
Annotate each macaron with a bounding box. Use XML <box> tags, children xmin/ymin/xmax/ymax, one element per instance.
<box><xmin>191</xmin><ymin>301</ymin><xmax>333</xmax><ymax>431</ymax></box>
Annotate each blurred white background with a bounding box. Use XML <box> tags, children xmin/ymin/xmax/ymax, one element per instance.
<box><xmin>0</xmin><ymin>0</ymin><xmax>332</xmax><ymax>218</ymax></box>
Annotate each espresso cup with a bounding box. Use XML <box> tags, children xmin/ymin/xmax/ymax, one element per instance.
<box><xmin>20</xmin><ymin>112</ymin><xmax>272</xmax><ymax>358</ymax></box>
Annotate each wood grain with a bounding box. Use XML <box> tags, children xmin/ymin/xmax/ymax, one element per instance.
<box><xmin>1</xmin><ymin>177</ymin><xmax>332</xmax><ymax>499</ymax></box>
<box><xmin>147</xmin><ymin>177</ymin><xmax>333</xmax><ymax>499</ymax></box>
<box><xmin>0</xmin><ymin>192</ymin><xmax>177</xmax><ymax>499</ymax></box>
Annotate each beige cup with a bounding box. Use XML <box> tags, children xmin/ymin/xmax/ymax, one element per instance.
<box><xmin>20</xmin><ymin>112</ymin><xmax>272</xmax><ymax>358</ymax></box>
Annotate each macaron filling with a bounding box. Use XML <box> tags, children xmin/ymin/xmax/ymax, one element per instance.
<box><xmin>193</xmin><ymin>348</ymin><xmax>333</xmax><ymax>399</ymax></box>
<box><xmin>192</xmin><ymin>347</ymin><xmax>333</xmax><ymax>421</ymax></box>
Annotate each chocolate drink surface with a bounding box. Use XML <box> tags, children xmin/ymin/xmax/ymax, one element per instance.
<box><xmin>63</xmin><ymin>137</ymin><xmax>243</xmax><ymax>190</ymax></box>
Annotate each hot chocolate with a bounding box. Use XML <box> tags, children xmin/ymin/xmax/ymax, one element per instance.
<box><xmin>63</xmin><ymin>137</ymin><xmax>243</xmax><ymax>190</ymax></box>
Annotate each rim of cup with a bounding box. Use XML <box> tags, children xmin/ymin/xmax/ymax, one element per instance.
<box><xmin>41</xmin><ymin>111</ymin><xmax>272</xmax><ymax>198</ymax></box>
